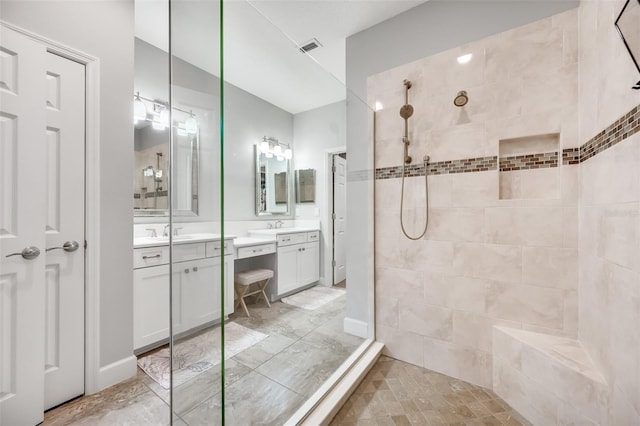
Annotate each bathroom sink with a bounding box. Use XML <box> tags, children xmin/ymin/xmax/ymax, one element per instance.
<box><xmin>248</xmin><ymin>227</ymin><xmax>317</xmax><ymax>236</ymax></box>
<box><xmin>152</xmin><ymin>235</ymin><xmax>193</xmax><ymax>242</ymax></box>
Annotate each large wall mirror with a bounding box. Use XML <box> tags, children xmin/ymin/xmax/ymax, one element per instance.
<box><xmin>133</xmin><ymin>98</ymin><xmax>200</xmax><ymax>217</ymax></box>
<box><xmin>255</xmin><ymin>141</ymin><xmax>292</xmax><ymax>216</ymax></box>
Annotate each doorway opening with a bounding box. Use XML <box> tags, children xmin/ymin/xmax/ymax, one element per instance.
<box><xmin>331</xmin><ymin>151</ymin><xmax>347</xmax><ymax>288</ymax></box>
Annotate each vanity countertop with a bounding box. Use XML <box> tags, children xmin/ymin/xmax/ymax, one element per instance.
<box><xmin>234</xmin><ymin>236</ymin><xmax>276</xmax><ymax>248</ymax></box>
<box><xmin>247</xmin><ymin>227</ymin><xmax>319</xmax><ymax>237</ymax></box>
<box><xmin>133</xmin><ymin>232</ymin><xmax>235</xmax><ymax>248</ymax></box>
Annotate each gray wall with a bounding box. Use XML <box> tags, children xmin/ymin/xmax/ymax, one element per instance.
<box><xmin>135</xmin><ymin>38</ymin><xmax>293</xmax><ymax>223</ymax></box>
<box><xmin>344</xmin><ymin>0</ymin><xmax>579</xmax><ymax>329</ymax></box>
<box><xmin>293</xmin><ymin>101</ymin><xmax>347</xmax><ymax>286</ymax></box>
<box><xmin>0</xmin><ymin>1</ymin><xmax>136</xmax><ymax>367</ymax></box>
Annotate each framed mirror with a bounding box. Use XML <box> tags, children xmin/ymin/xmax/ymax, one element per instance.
<box><xmin>255</xmin><ymin>145</ymin><xmax>291</xmax><ymax>216</ymax></box>
<box><xmin>295</xmin><ymin>169</ymin><xmax>316</xmax><ymax>203</ymax></box>
<box><xmin>615</xmin><ymin>0</ymin><xmax>640</xmax><ymax>89</ymax></box>
<box><xmin>133</xmin><ymin>106</ymin><xmax>200</xmax><ymax>216</ymax></box>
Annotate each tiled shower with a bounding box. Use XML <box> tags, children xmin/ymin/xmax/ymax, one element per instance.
<box><xmin>371</xmin><ymin>1</ymin><xmax>639</xmax><ymax>424</ymax></box>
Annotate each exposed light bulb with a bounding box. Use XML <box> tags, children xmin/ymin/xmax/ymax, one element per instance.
<box><xmin>260</xmin><ymin>141</ymin><xmax>270</xmax><ymax>153</ymax></box>
<box><xmin>185</xmin><ymin>114</ymin><xmax>198</xmax><ymax>135</ymax></box>
<box><xmin>284</xmin><ymin>148</ymin><xmax>292</xmax><ymax>160</ymax></box>
<box><xmin>159</xmin><ymin>108</ymin><xmax>170</xmax><ymax>128</ymax></box>
<box><xmin>133</xmin><ymin>94</ymin><xmax>147</xmax><ymax>123</ymax></box>
<box><xmin>273</xmin><ymin>144</ymin><xmax>282</xmax><ymax>156</ymax></box>
<box><xmin>457</xmin><ymin>53</ymin><xmax>473</xmax><ymax>64</ymax></box>
<box><xmin>276</xmin><ymin>155</ymin><xmax>284</xmax><ymax>161</ymax></box>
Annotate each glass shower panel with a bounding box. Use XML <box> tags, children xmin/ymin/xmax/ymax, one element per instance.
<box><xmin>168</xmin><ymin>0</ymin><xmax>224</xmax><ymax>425</ymax></box>
<box><xmin>218</xmin><ymin>1</ymin><xmax>375</xmax><ymax>424</ymax></box>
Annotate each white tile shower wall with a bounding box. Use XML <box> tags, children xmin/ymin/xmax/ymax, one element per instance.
<box><xmin>371</xmin><ymin>9</ymin><xmax>580</xmax><ymax>388</ymax></box>
<box><xmin>578</xmin><ymin>0</ymin><xmax>640</xmax><ymax>423</ymax></box>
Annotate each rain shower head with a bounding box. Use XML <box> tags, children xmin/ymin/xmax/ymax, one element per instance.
<box><xmin>453</xmin><ymin>90</ymin><xmax>468</xmax><ymax>107</ymax></box>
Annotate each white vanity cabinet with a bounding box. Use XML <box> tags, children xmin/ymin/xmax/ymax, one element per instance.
<box><xmin>245</xmin><ymin>229</ymin><xmax>320</xmax><ymax>300</ymax></box>
<box><xmin>277</xmin><ymin>240</ymin><xmax>319</xmax><ymax>295</ymax></box>
<box><xmin>133</xmin><ymin>238</ymin><xmax>234</xmax><ymax>353</ymax></box>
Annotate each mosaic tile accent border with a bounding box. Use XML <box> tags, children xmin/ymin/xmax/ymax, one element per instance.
<box><xmin>562</xmin><ymin>147</ymin><xmax>580</xmax><ymax>165</ymax></box>
<box><xmin>374</xmin><ymin>104</ymin><xmax>640</xmax><ymax>179</ymax></box>
<box><xmin>375</xmin><ymin>156</ymin><xmax>496</xmax><ymax>180</ymax></box>
<box><xmin>581</xmin><ymin>104</ymin><xmax>640</xmax><ymax>162</ymax></box>
<box><xmin>499</xmin><ymin>152</ymin><xmax>558</xmax><ymax>172</ymax></box>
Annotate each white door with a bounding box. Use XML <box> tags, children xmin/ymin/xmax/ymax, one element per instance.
<box><xmin>333</xmin><ymin>155</ymin><xmax>347</xmax><ymax>284</ymax></box>
<box><xmin>43</xmin><ymin>51</ymin><xmax>86</xmax><ymax>410</ymax></box>
<box><xmin>0</xmin><ymin>26</ymin><xmax>86</xmax><ymax>424</ymax></box>
<box><xmin>0</xmin><ymin>26</ymin><xmax>48</xmax><ymax>426</ymax></box>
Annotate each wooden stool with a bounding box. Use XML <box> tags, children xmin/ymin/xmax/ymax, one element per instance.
<box><xmin>234</xmin><ymin>269</ymin><xmax>273</xmax><ymax>317</ymax></box>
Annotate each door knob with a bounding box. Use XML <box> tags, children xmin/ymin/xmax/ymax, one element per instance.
<box><xmin>46</xmin><ymin>240</ymin><xmax>80</xmax><ymax>253</ymax></box>
<box><xmin>6</xmin><ymin>246</ymin><xmax>41</xmax><ymax>260</ymax></box>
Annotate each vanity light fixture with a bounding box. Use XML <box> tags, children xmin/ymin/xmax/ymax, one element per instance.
<box><xmin>133</xmin><ymin>92</ymin><xmax>147</xmax><ymax>124</ymax></box>
<box><xmin>258</xmin><ymin>136</ymin><xmax>292</xmax><ymax>161</ymax></box>
<box><xmin>133</xmin><ymin>92</ymin><xmax>200</xmax><ymax>132</ymax></box>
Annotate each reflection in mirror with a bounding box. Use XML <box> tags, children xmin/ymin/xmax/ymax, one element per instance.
<box><xmin>615</xmin><ymin>0</ymin><xmax>640</xmax><ymax>88</ymax></box>
<box><xmin>295</xmin><ymin>169</ymin><xmax>316</xmax><ymax>203</ymax></box>
<box><xmin>133</xmin><ymin>94</ymin><xmax>199</xmax><ymax>216</ymax></box>
<box><xmin>255</xmin><ymin>139</ymin><xmax>292</xmax><ymax>216</ymax></box>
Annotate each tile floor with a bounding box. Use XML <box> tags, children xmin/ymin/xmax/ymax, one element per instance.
<box><xmin>44</xmin><ymin>291</ymin><xmax>363</xmax><ymax>425</ymax></box>
<box><xmin>330</xmin><ymin>356</ymin><xmax>531</xmax><ymax>426</ymax></box>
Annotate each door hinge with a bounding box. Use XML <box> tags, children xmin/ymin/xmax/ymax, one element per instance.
<box><xmin>332</xmin><ymin>260</ymin><xmax>336</xmax><ymax>267</ymax></box>
<box><xmin>332</xmin><ymin>164</ymin><xmax>336</xmax><ymax>173</ymax></box>
<box><xmin>84</xmin><ymin>240</ymin><xmax>88</xmax><ymax>249</ymax></box>
<box><xmin>332</xmin><ymin>212</ymin><xmax>336</xmax><ymax>220</ymax></box>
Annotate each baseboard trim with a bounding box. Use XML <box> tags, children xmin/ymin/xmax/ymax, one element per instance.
<box><xmin>291</xmin><ymin>340</ymin><xmax>384</xmax><ymax>425</ymax></box>
<box><xmin>344</xmin><ymin>317</ymin><xmax>368</xmax><ymax>338</ymax></box>
<box><xmin>97</xmin><ymin>355</ymin><xmax>137</xmax><ymax>391</ymax></box>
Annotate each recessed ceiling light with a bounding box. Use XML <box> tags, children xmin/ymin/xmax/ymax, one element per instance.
<box><xmin>457</xmin><ymin>53</ymin><xmax>473</xmax><ymax>64</ymax></box>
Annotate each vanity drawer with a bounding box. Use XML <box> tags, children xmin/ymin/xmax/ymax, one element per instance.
<box><xmin>173</xmin><ymin>242</ymin><xmax>206</xmax><ymax>263</ymax></box>
<box><xmin>134</xmin><ymin>246</ymin><xmax>170</xmax><ymax>269</ymax></box>
<box><xmin>205</xmin><ymin>240</ymin><xmax>232</xmax><ymax>258</ymax></box>
<box><xmin>307</xmin><ymin>231</ymin><xmax>319</xmax><ymax>242</ymax></box>
<box><xmin>277</xmin><ymin>232</ymin><xmax>306</xmax><ymax>246</ymax></box>
<box><xmin>237</xmin><ymin>242</ymin><xmax>276</xmax><ymax>260</ymax></box>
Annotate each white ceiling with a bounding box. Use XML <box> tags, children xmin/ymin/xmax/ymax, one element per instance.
<box><xmin>135</xmin><ymin>0</ymin><xmax>425</xmax><ymax>114</ymax></box>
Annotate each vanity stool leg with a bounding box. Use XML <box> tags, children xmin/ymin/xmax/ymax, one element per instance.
<box><xmin>260</xmin><ymin>278</ymin><xmax>271</xmax><ymax>308</ymax></box>
<box><xmin>235</xmin><ymin>283</ymin><xmax>251</xmax><ymax>317</ymax></box>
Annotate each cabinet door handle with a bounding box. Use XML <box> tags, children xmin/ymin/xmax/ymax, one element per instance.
<box><xmin>302</xmin><ymin>247</ymin><xmax>306</xmax><ymax>251</ymax></box>
<box><xmin>252</xmin><ymin>248</ymin><xmax>262</xmax><ymax>253</ymax></box>
<box><xmin>193</xmin><ymin>267</ymin><xmax>198</xmax><ymax>272</ymax></box>
<box><xmin>184</xmin><ymin>268</ymin><xmax>190</xmax><ymax>274</ymax></box>
<box><xmin>142</xmin><ymin>254</ymin><xmax>161</xmax><ymax>260</ymax></box>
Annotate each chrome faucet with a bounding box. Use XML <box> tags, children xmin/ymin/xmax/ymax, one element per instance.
<box><xmin>163</xmin><ymin>224</ymin><xmax>183</xmax><ymax>237</ymax></box>
<box><xmin>275</xmin><ymin>220</ymin><xmax>284</xmax><ymax>229</ymax></box>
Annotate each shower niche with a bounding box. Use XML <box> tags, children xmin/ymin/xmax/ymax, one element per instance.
<box><xmin>498</xmin><ymin>133</ymin><xmax>560</xmax><ymax>200</ymax></box>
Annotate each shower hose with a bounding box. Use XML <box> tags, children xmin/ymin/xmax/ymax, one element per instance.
<box><xmin>399</xmin><ymin>158</ymin><xmax>429</xmax><ymax>240</ymax></box>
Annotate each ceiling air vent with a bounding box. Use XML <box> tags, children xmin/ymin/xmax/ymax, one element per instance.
<box><xmin>299</xmin><ymin>38</ymin><xmax>323</xmax><ymax>53</ymax></box>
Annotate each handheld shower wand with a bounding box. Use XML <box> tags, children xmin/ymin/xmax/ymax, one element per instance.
<box><xmin>400</xmin><ymin>80</ymin><xmax>414</xmax><ymax>164</ymax></box>
<box><xmin>398</xmin><ymin>80</ymin><xmax>429</xmax><ymax>240</ymax></box>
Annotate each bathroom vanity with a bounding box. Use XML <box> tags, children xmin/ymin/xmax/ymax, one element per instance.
<box><xmin>132</xmin><ymin>233</ymin><xmax>234</xmax><ymax>353</ymax></box>
<box><xmin>247</xmin><ymin>228</ymin><xmax>320</xmax><ymax>301</ymax></box>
